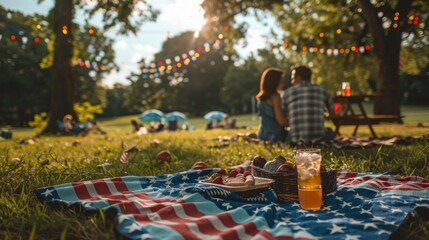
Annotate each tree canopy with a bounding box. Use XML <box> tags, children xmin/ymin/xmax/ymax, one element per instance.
<box><xmin>39</xmin><ymin>0</ymin><xmax>159</xmax><ymax>134</ymax></box>
<box><xmin>0</xmin><ymin>7</ymin><xmax>50</xmax><ymax>126</ymax></box>
<box><xmin>0</xmin><ymin>6</ymin><xmax>116</xmax><ymax>126</ymax></box>
<box><xmin>201</xmin><ymin>0</ymin><xmax>429</xmax><ymax>115</ymax></box>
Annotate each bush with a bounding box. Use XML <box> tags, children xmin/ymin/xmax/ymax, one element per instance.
<box><xmin>28</xmin><ymin>112</ymin><xmax>48</xmax><ymax>134</ymax></box>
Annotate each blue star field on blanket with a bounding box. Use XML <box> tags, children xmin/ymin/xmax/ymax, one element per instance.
<box><xmin>35</xmin><ymin>169</ymin><xmax>429</xmax><ymax>240</ymax></box>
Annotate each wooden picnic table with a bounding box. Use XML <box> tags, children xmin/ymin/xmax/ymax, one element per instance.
<box><xmin>330</xmin><ymin>95</ymin><xmax>403</xmax><ymax>137</ymax></box>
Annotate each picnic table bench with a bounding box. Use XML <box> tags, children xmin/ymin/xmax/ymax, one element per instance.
<box><xmin>330</xmin><ymin>95</ymin><xmax>403</xmax><ymax>137</ymax></box>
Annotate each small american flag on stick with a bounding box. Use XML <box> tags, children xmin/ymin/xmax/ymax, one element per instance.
<box><xmin>119</xmin><ymin>143</ymin><xmax>138</xmax><ymax>164</ymax></box>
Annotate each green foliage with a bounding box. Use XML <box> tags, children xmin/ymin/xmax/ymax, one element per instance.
<box><xmin>222</xmin><ymin>50</ymin><xmax>291</xmax><ymax>114</ymax></box>
<box><xmin>39</xmin><ymin>33</ymin><xmax>54</xmax><ymax>69</ymax></box>
<box><xmin>201</xmin><ymin>0</ymin><xmax>429</xmax><ymax>114</ymax></box>
<box><xmin>28</xmin><ymin>112</ymin><xmax>48</xmax><ymax>134</ymax></box>
<box><xmin>84</xmin><ymin>0</ymin><xmax>159</xmax><ymax>35</ymax></box>
<box><xmin>74</xmin><ymin>24</ymin><xmax>117</xmax><ymax>107</ymax></box>
<box><xmin>222</xmin><ymin>57</ymin><xmax>260</xmax><ymax>114</ymax></box>
<box><xmin>401</xmin><ymin>44</ymin><xmax>429</xmax><ymax>76</ymax></box>
<box><xmin>36</xmin><ymin>0</ymin><xmax>159</xmax><ymax>133</ymax></box>
<box><xmin>103</xmin><ymin>83</ymin><xmax>132</xmax><ymax>117</ymax></box>
<box><xmin>0</xmin><ymin>8</ymin><xmax>116</xmax><ymax>126</ymax></box>
<box><xmin>0</xmin><ymin>7</ymin><xmax>51</xmax><ymax>126</ymax></box>
<box><xmin>73</xmin><ymin>102</ymin><xmax>104</xmax><ymax>122</ymax></box>
<box><xmin>400</xmin><ymin>69</ymin><xmax>429</xmax><ymax>105</ymax></box>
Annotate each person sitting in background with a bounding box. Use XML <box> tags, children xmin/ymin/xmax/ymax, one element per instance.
<box><xmin>281</xmin><ymin>64</ymin><xmax>335</xmax><ymax>143</ymax></box>
<box><xmin>256</xmin><ymin>67</ymin><xmax>288</xmax><ymax>142</ymax></box>
<box><xmin>131</xmin><ymin>120</ymin><xmax>148</xmax><ymax>135</ymax></box>
<box><xmin>84</xmin><ymin>118</ymin><xmax>106</xmax><ymax>134</ymax></box>
<box><xmin>83</xmin><ymin>118</ymin><xmax>94</xmax><ymax>130</ymax></box>
<box><xmin>1</xmin><ymin>127</ymin><xmax>12</xmax><ymax>139</ymax></box>
<box><xmin>62</xmin><ymin>114</ymin><xmax>87</xmax><ymax>135</ymax></box>
<box><xmin>223</xmin><ymin>115</ymin><xmax>231</xmax><ymax>129</ymax></box>
<box><xmin>182</xmin><ymin>122</ymin><xmax>189</xmax><ymax>131</ymax></box>
<box><xmin>131</xmin><ymin>120</ymin><xmax>142</xmax><ymax>133</ymax></box>
<box><xmin>148</xmin><ymin>121</ymin><xmax>165</xmax><ymax>133</ymax></box>
<box><xmin>212</xmin><ymin>119</ymin><xmax>221</xmax><ymax>128</ymax></box>
<box><xmin>206</xmin><ymin>121</ymin><xmax>213</xmax><ymax>130</ymax></box>
<box><xmin>137</xmin><ymin>125</ymin><xmax>148</xmax><ymax>135</ymax></box>
<box><xmin>229</xmin><ymin>118</ymin><xmax>237</xmax><ymax>129</ymax></box>
<box><xmin>167</xmin><ymin>120</ymin><xmax>178</xmax><ymax>131</ymax></box>
<box><xmin>63</xmin><ymin>114</ymin><xmax>74</xmax><ymax>133</ymax></box>
<box><xmin>155</xmin><ymin>121</ymin><xmax>165</xmax><ymax>132</ymax></box>
<box><xmin>223</xmin><ymin>115</ymin><xmax>237</xmax><ymax>129</ymax></box>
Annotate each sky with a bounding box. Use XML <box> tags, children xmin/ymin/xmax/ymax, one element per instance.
<box><xmin>0</xmin><ymin>0</ymin><xmax>274</xmax><ymax>86</ymax></box>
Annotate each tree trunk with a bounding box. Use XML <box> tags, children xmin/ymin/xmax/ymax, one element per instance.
<box><xmin>42</xmin><ymin>0</ymin><xmax>75</xmax><ymax>134</ymax></box>
<box><xmin>373</xmin><ymin>45</ymin><xmax>401</xmax><ymax>115</ymax></box>
<box><xmin>359</xmin><ymin>0</ymin><xmax>412</xmax><ymax>116</ymax></box>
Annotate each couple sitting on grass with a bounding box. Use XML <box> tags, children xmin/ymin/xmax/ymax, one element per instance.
<box><xmin>257</xmin><ymin>64</ymin><xmax>335</xmax><ymax>144</ymax></box>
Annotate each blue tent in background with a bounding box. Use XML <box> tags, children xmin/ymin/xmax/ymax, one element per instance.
<box><xmin>166</xmin><ymin>111</ymin><xmax>187</xmax><ymax>121</ymax></box>
<box><xmin>139</xmin><ymin>109</ymin><xmax>165</xmax><ymax>121</ymax></box>
<box><xmin>204</xmin><ymin>111</ymin><xmax>226</xmax><ymax>120</ymax></box>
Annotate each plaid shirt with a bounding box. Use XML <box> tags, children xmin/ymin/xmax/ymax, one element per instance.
<box><xmin>281</xmin><ymin>81</ymin><xmax>334</xmax><ymax>143</ymax></box>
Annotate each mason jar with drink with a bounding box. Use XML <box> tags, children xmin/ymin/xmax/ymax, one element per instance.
<box><xmin>295</xmin><ymin>149</ymin><xmax>322</xmax><ymax>210</ymax></box>
<box><xmin>342</xmin><ymin>82</ymin><xmax>351</xmax><ymax>96</ymax></box>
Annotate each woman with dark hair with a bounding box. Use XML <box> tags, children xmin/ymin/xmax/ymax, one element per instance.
<box><xmin>256</xmin><ymin>68</ymin><xmax>288</xmax><ymax>142</ymax></box>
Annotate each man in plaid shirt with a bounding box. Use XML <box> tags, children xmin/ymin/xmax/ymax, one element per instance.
<box><xmin>281</xmin><ymin>65</ymin><xmax>335</xmax><ymax>143</ymax></box>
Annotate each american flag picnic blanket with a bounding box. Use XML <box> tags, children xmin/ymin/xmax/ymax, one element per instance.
<box><xmin>213</xmin><ymin>134</ymin><xmax>429</xmax><ymax>149</ymax></box>
<box><xmin>36</xmin><ymin>169</ymin><xmax>429</xmax><ymax>240</ymax></box>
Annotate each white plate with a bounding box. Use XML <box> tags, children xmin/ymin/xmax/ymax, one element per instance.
<box><xmin>199</xmin><ymin>177</ymin><xmax>274</xmax><ymax>192</ymax></box>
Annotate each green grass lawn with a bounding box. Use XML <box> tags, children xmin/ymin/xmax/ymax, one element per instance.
<box><xmin>1</xmin><ymin>105</ymin><xmax>428</xmax><ymax>239</ymax></box>
<box><xmin>101</xmin><ymin>104</ymin><xmax>429</xmax><ymax>131</ymax></box>
<box><xmin>8</xmin><ymin>103</ymin><xmax>429</xmax><ymax>139</ymax></box>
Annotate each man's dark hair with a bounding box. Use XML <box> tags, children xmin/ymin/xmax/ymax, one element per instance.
<box><xmin>291</xmin><ymin>64</ymin><xmax>312</xmax><ymax>81</ymax></box>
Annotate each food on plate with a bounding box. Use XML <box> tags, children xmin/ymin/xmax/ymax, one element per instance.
<box><xmin>244</xmin><ymin>174</ymin><xmax>255</xmax><ymax>185</ymax></box>
<box><xmin>228</xmin><ymin>169</ymin><xmax>239</xmax><ymax>178</ymax></box>
<box><xmin>232</xmin><ymin>166</ymin><xmax>245</xmax><ymax>173</ymax></box>
<box><xmin>225</xmin><ymin>173</ymin><xmax>255</xmax><ymax>186</ymax></box>
<box><xmin>208</xmin><ymin>168</ymin><xmax>227</xmax><ymax>180</ymax></box>
<box><xmin>210</xmin><ymin>176</ymin><xmax>224</xmax><ymax>185</ymax></box>
<box><xmin>207</xmin><ymin>170</ymin><xmax>257</xmax><ymax>187</ymax></box>
<box><xmin>239</xmin><ymin>160</ymin><xmax>252</xmax><ymax>171</ymax></box>
<box><xmin>224</xmin><ymin>175</ymin><xmax>245</xmax><ymax>186</ymax></box>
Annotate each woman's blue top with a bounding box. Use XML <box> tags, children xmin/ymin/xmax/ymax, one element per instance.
<box><xmin>257</xmin><ymin>100</ymin><xmax>286</xmax><ymax>142</ymax></box>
